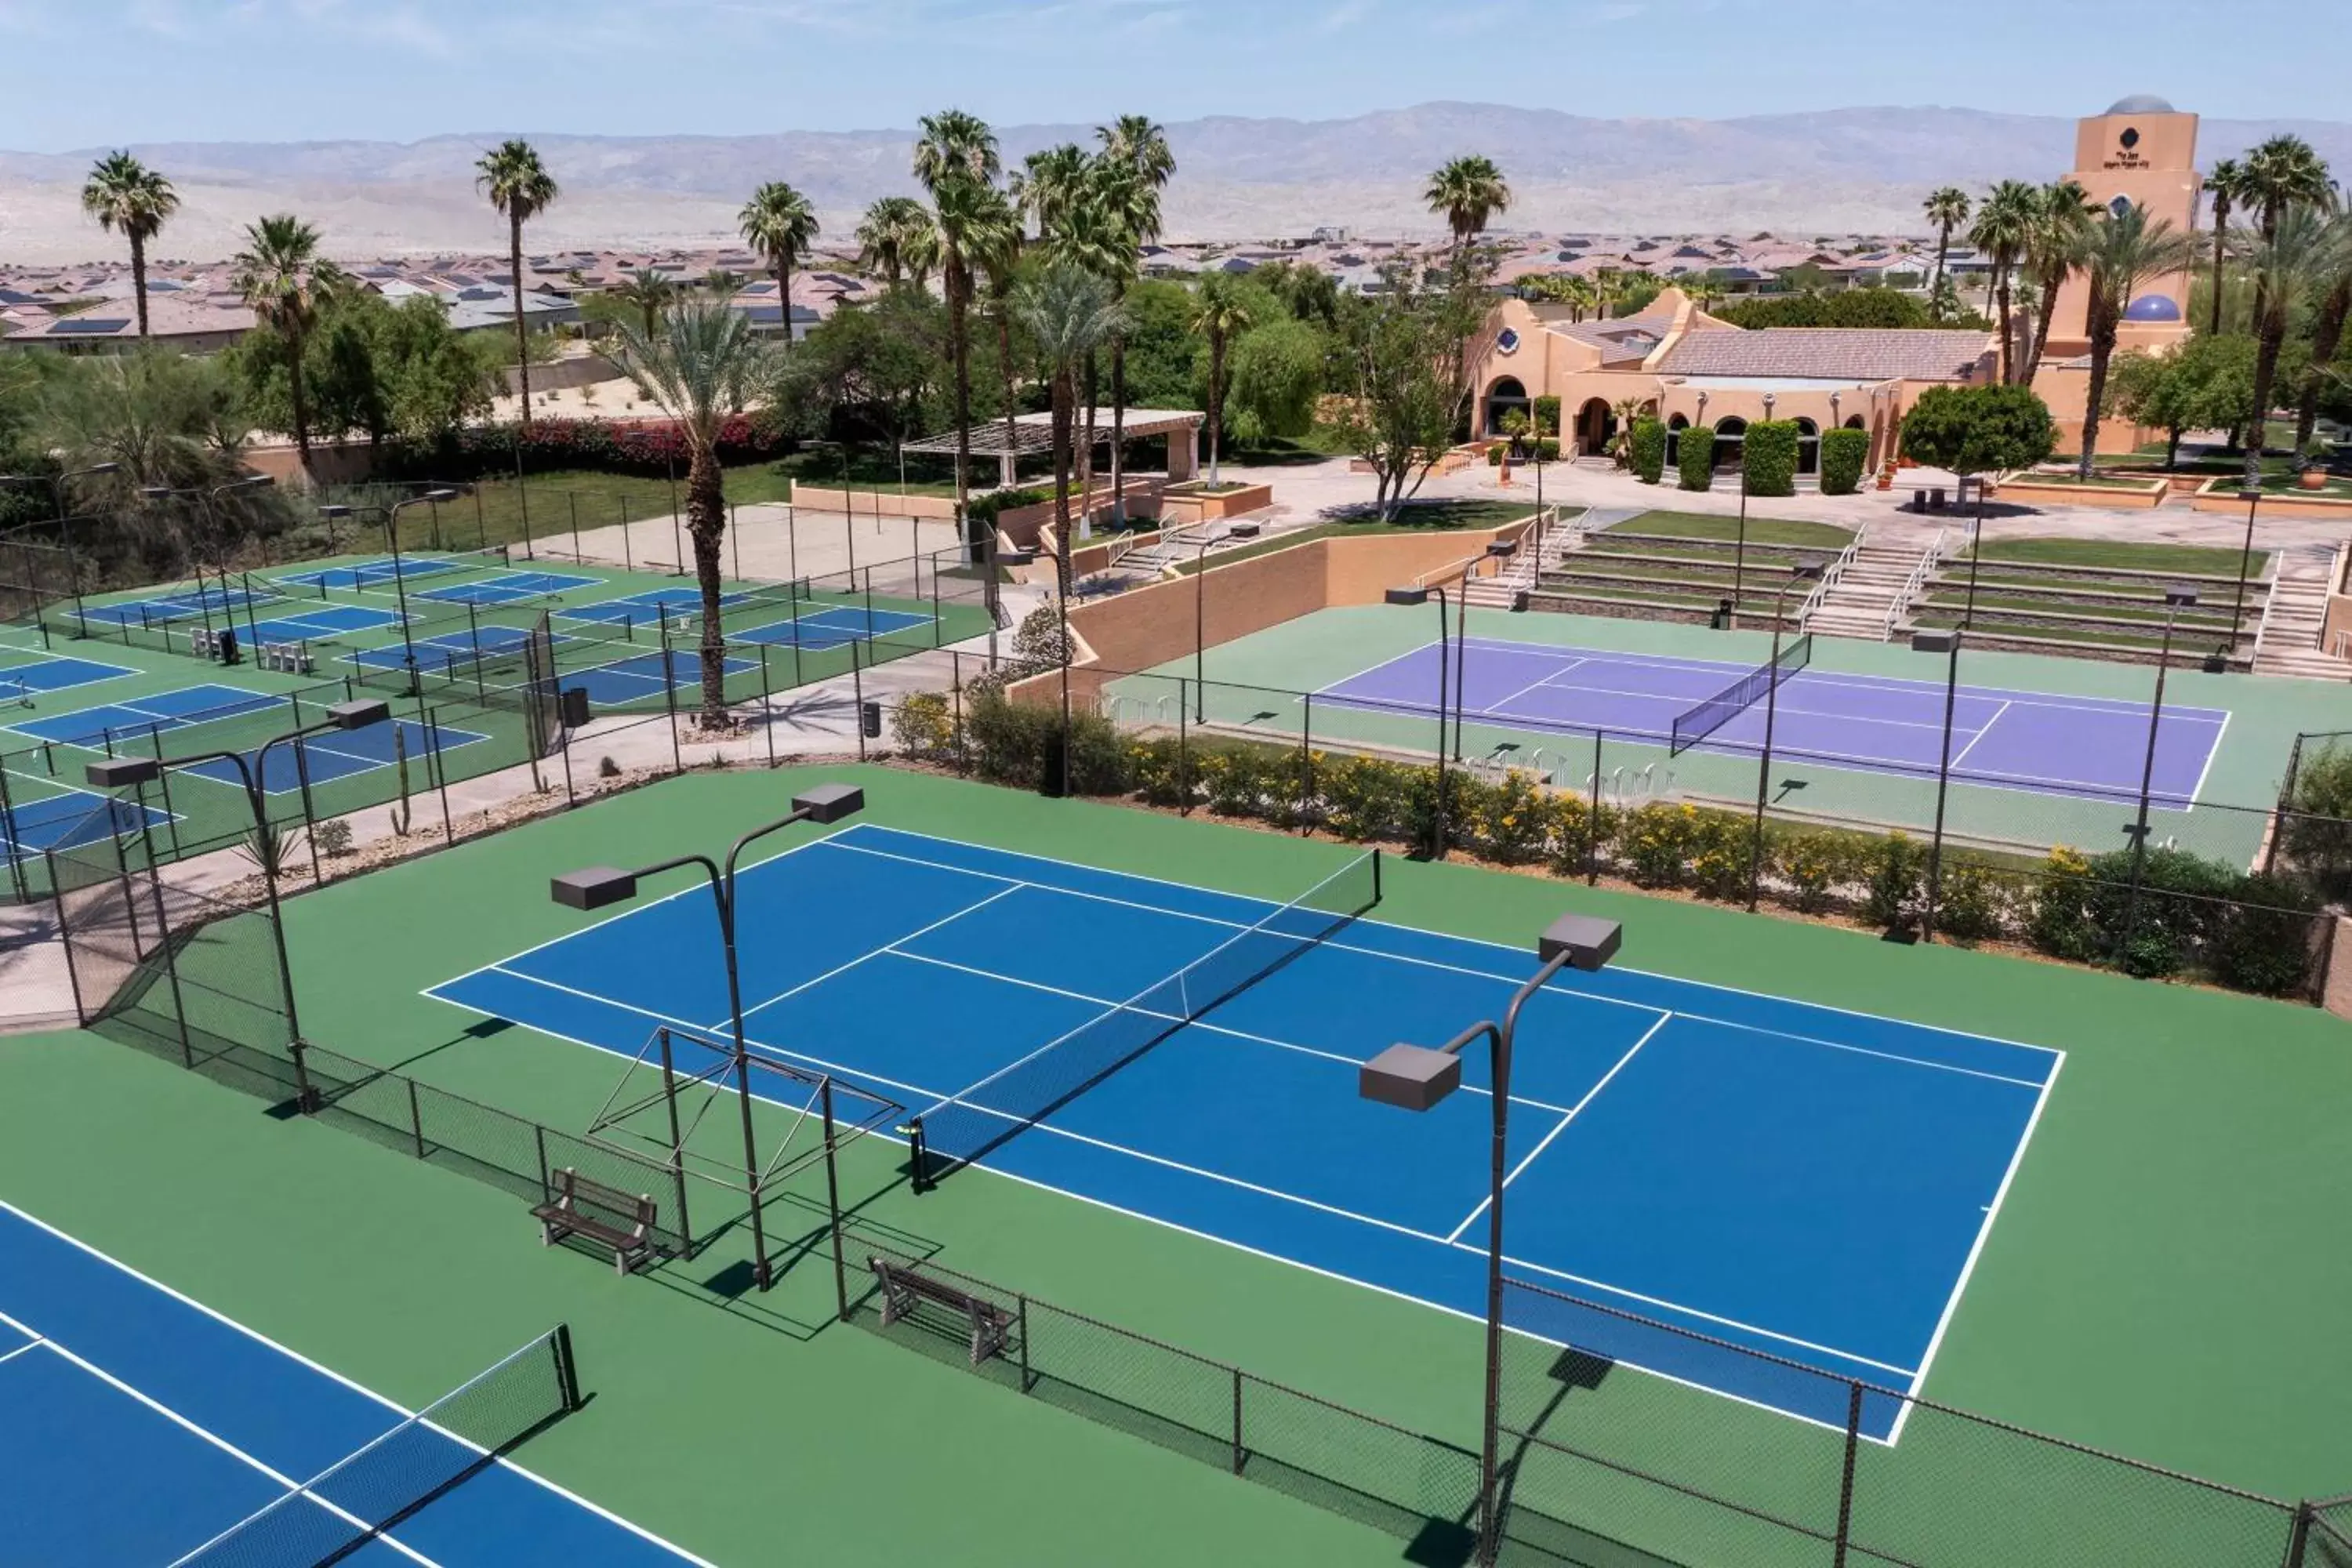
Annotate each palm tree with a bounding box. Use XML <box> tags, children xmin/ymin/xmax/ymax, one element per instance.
<box><xmin>2238</xmin><ymin>203</ymin><xmax>2349</xmax><ymax>491</ymax></box>
<box><xmin>1922</xmin><ymin>187</ymin><xmax>1971</xmax><ymax>299</ymax></box>
<box><xmin>971</xmin><ymin>209</ymin><xmax>1027</xmax><ymax>483</ymax></box>
<box><xmin>1013</xmin><ymin>263</ymin><xmax>1127</xmax><ymax>600</ymax></box>
<box><xmin>1425</xmin><ymin>155</ymin><xmax>1510</xmax><ymax>256</ymax></box>
<box><xmin>855</xmin><ymin>196</ymin><xmax>938</xmax><ymax>289</ymax></box>
<box><xmin>232</xmin><ymin>214</ymin><xmax>345</xmax><ymax>474</ymax></box>
<box><xmin>913</xmin><ymin>110</ymin><xmax>1003</xmax><ymax>559</ymax></box>
<box><xmin>2073</xmin><ymin>203</ymin><xmax>2198</xmax><ymax>477</ymax></box>
<box><xmin>1559</xmin><ymin>274</ymin><xmax>1598</xmax><ymax>323</ymax></box>
<box><xmin>80</xmin><ymin>152</ymin><xmax>180</xmax><ymax>339</ymax></box>
<box><xmin>2202</xmin><ymin>158</ymin><xmax>2245</xmax><ymax>335</ymax></box>
<box><xmin>739</xmin><ymin>180</ymin><xmax>818</xmax><ymax>344</ymax></box>
<box><xmin>2296</xmin><ymin>188</ymin><xmax>2352</xmax><ymax>450</ymax></box>
<box><xmin>1012</xmin><ymin>144</ymin><xmax>1094</xmax><ymax>241</ymax></box>
<box><xmin>2020</xmin><ymin>180</ymin><xmax>2096</xmax><ymax>383</ymax></box>
<box><xmin>609</xmin><ymin>269</ymin><xmax>676</xmax><ymax>338</ymax></box>
<box><xmin>1969</xmin><ymin>180</ymin><xmax>2038</xmax><ymax>383</ymax></box>
<box><xmin>1189</xmin><ymin>272</ymin><xmax>1254</xmax><ymax>486</ymax></box>
<box><xmin>2242</xmin><ymin>135</ymin><xmax>2334</xmax><ymax>328</ymax></box>
<box><xmin>475</xmin><ymin>140</ymin><xmax>560</xmax><ymax>431</ymax></box>
<box><xmin>701</xmin><ymin>268</ymin><xmax>751</xmax><ymax>299</ymax></box>
<box><xmin>611</xmin><ymin>301</ymin><xmax>774</xmax><ymax>726</ymax></box>
<box><xmin>1096</xmin><ymin>115</ymin><xmax>1174</xmax><ymax>524</ymax></box>
<box><xmin>1044</xmin><ymin>175</ymin><xmax>1134</xmax><ymax>522</ymax></box>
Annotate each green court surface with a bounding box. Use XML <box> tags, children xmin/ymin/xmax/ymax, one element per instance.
<box><xmin>1105</xmin><ymin>605</ymin><xmax>2352</xmax><ymax>866</ymax></box>
<box><xmin>5</xmin><ymin>766</ymin><xmax>2348</xmax><ymax>1566</ymax></box>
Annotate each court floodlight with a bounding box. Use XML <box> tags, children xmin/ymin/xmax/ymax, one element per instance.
<box><xmin>1537</xmin><ymin>913</ymin><xmax>1622</xmax><ymax>972</ymax></box>
<box><xmin>2165</xmin><ymin>586</ymin><xmax>2198</xmax><ymax>608</ymax></box>
<box><xmin>790</xmin><ymin>782</ymin><xmax>866</xmax><ymax>823</ymax></box>
<box><xmin>424</xmin><ymin>487</ymin><xmax>460</xmax><ymax>503</ymax></box>
<box><xmin>85</xmin><ymin>757</ymin><xmax>161</xmax><ymax>789</ymax></box>
<box><xmin>1385</xmin><ymin>586</ymin><xmax>1430</xmax><ymax>606</ymax></box>
<box><xmin>1486</xmin><ymin>539</ymin><xmax>1517</xmax><ymax>558</ymax></box>
<box><xmin>552</xmin><ymin>866</ymin><xmax>638</xmax><ymax>911</ymax></box>
<box><xmin>1792</xmin><ymin>561</ymin><xmax>1825</xmax><ymax>580</ymax></box>
<box><xmin>318</xmin><ymin>504</ymin><xmax>354</xmax><ymax>519</ymax></box>
<box><xmin>139</xmin><ymin>485</ymin><xmax>174</xmax><ymax>500</ymax></box>
<box><xmin>1359</xmin><ymin>1043</ymin><xmax>1461</xmax><ymax>1111</ymax></box>
<box><xmin>325</xmin><ymin>699</ymin><xmax>391</xmax><ymax>731</ymax></box>
<box><xmin>1912</xmin><ymin>629</ymin><xmax>1960</xmax><ymax>655</ymax></box>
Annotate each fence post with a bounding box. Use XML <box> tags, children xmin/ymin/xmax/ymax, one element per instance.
<box><xmin>1587</xmin><ymin>729</ymin><xmax>1604</xmax><ymax>885</ymax></box>
<box><xmin>291</xmin><ymin>736</ymin><xmax>325</xmax><ymax>885</ymax></box>
<box><xmin>619</xmin><ymin>497</ymin><xmax>633</xmax><ymax>575</ymax></box>
<box><xmin>408</xmin><ymin>1078</ymin><xmax>426</xmax><ymax>1159</ymax></box>
<box><xmin>1298</xmin><ymin>693</ymin><xmax>1313</xmax><ymax>835</ymax></box>
<box><xmin>0</xmin><ymin>765</ymin><xmax>26</xmax><ymax>904</ymax></box>
<box><xmin>517</xmin><ymin>467</ymin><xmax>534</xmax><ymax>560</ymax></box>
<box><xmin>822</xmin><ymin>1076</ymin><xmax>849</xmax><ymax>1323</ymax></box>
<box><xmin>1016</xmin><ymin>1296</ymin><xmax>1033</xmax><ymax>1393</ymax></box>
<box><xmin>533</xmin><ymin>1123</ymin><xmax>550</xmax><ymax>1198</ymax></box>
<box><xmin>48</xmin><ymin>851</ymin><xmax>92</xmax><ymax>1024</ymax></box>
<box><xmin>1831</xmin><ymin>1381</ymin><xmax>1864</xmax><ymax>1568</ymax></box>
<box><xmin>568</xmin><ymin>492</ymin><xmax>582</xmax><ymax>564</ymax></box>
<box><xmin>851</xmin><ymin>641</ymin><xmax>867</xmax><ymax>763</ymax></box>
<box><xmin>2284</xmin><ymin>1502</ymin><xmax>2317</xmax><ymax>1568</ymax></box>
<box><xmin>1178</xmin><ymin>679</ymin><xmax>1190</xmax><ymax>816</ymax></box>
<box><xmin>426</xmin><ymin>706</ymin><xmax>456</xmax><ymax>844</ymax></box>
<box><xmin>659</xmin><ymin>622</ymin><xmax>684</xmax><ymax>776</ymax></box>
<box><xmin>761</xmin><ymin>647</ymin><xmax>777</xmax><ymax>768</ymax></box>
<box><xmin>1230</xmin><ymin>1367</ymin><xmax>1245</xmax><ymax>1475</ymax></box>
<box><xmin>655</xmin><ymin>1028</ymin><xmax>695</xmax><ymax>1257</ymax></box>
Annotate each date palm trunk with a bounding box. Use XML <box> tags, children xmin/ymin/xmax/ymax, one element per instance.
<box><xmin>510</xmin><ymin>213</ymin><xmax>534</xmax><ymax>431</ymax></box>
<box><xmin>687</xmin><ymin>445</ymin><xmax>731</xmax><ymax>728</ymax></box>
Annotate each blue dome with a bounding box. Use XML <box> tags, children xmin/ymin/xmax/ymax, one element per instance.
<box><xmin>2123</xmin><ymin>295</ymin><xmax>2183</xmax><ymax>322</ymax></box>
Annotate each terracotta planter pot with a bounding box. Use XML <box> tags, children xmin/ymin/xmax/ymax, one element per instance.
<box><xmin>2298</xmin><ymin>468</ymin><xmax>2329</xmax><ymax>491</ymax></box>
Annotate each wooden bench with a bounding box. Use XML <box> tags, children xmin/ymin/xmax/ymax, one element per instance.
<box><xmin>532</xmin><ymin>1168</ymin><xmax>656</xmax><ymax>1276</ymax></box>
<box><xmin>869</xmin><ymin>1255</ymin><xmax>1012</xmax><ymax>1366</ymax></box>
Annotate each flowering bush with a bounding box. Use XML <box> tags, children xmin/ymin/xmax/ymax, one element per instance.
<box><xmin>388</xmin><ymin>416</ymin><xmax>789</xmax><ymax>481</ymax></box>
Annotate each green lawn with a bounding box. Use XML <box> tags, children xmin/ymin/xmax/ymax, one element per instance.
<box><xmin>1608</xmin><ymin>510</ymin><xmax>1855</xmax><ymax>550</ymax></box>
<box><xmin>1917</xmin><ymin>590</ymin><xmax>2246</xmax><ymax>630</ymax></box>
<box><xmin>1174</xmin><ymin>501</ymin><xmax>1557</xmax><ymax>575</ymax></box>
<box><xmin>1966</xmin><ymin>537</ymin><xmax>2270</xmax><ymax>576</ymax></box>
<box><xmin>2002</xmin><ymin>471</ymin><xmax>2165</xmax><ymax>492</ymax></box>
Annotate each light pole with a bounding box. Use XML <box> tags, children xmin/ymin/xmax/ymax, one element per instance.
<box><xmin>2120</xmin><ymin>587</ymin><xmax>2199</xmax><ymax>948</ymax></box>
<box><xmin>1358</xmin><ymin>911</ymin><xmax>1624</xmax><ymax>1568</ymax></box>
<box><xmin>1385</xmin><ymin>583</ymin><xmax>1451</xmax><ymax>857</ymax></box>
<box><xmin>550</xmin><ymin>782</ymin><xmax>866</xmax><ymax>1290</ymax></box>
<box><xmin>2</xmin><ymin>461</ymin><xmax>119</xmax><ymax>630</ymax></box>
<box><xmin>2229</xmin><ymin>485</ymin><xmax>2262</xmax><ymax>659</ymax></box>
<box><xmin>87</xmin><ymin>698</ymin><xmax>394</xmax><ymax>1110</ymax></box>
<box><xmin>321</xmin><ymin>488</ymin><xmax>457</xmax><ymax>681</ymax></box>
<box><xmin>1911</xmin><ymin>626</ymin><xmax>1964</xmax><ymax>943</ymax></box>
<box><xmin>1746</xmin><ymin>561</ymin><xmax>1825</xmax><ymax>911</ymax></box>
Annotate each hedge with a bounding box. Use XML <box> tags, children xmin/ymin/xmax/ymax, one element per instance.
<box><xmin>1629</xmin><ymin>419</ymin><xmax>1667</xmax><ymax>484</ymax></box>
<box><xmin>387</xmin><ymin>416</ymin><xmax>788</xmax><ymax>481</ymax></box>
<box><xmin>1532</xmin><ymin>395</ymin><xmax>1561</xmax><ymax>437</ymax></box>
<box><xmin>926</xmin><ymin>693</ymin><xmax>2321</xmax><ymax>1000</ymax></box>
<box><xmin>1677</xmin><ymin>423</ymin><xmax>1715</xmax><ymax>492</ymax></box>
<box><xmin>1820</xmin><ymin>427</ymin><xmax>1869</xmax><ymax>495</ymax></box>
<box><xmin>1742</xmin><ymin>420</ymin><xmax>1800</xmax><ymax>498</ymax></box>
<box><xmin>1487</xmin><ymin>440</ymin><xmax>1563</xmax><ymax>464</ymax></box>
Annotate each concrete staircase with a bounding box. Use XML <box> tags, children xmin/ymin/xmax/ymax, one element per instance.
<box><xmin>1803</xmin><ymin>524</ymin><xmax>1945</xmax><ymax>641</ymax></box>
<box><xmin>2252</xmin><ymin>543</ymin><xmax>2351</xmax><ymax>681</ymax></box>
<box><xmin>1464</xmin><ymin>506</ymin><xmax>1622</xmax><ymax>608</ymax></box>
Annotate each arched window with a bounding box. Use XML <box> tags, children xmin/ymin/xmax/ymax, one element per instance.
<box><xmin>1712</xmin><ymin>415</ymin><xmax>1748</xmax><ymax>471</ymax></box>
<box><xmin>1665</xmin><ymin>412</ymin><xmax>1688</xmax><ymax>466</ymax></box>
<box><xmin>1843</xmin><ymin>414</ymin><xmax>1866</xmax><ymax>430</ymax></box>
<box><xmin>1794</xmin><ymin>416</ymin><xmax>1820</xmax><ymax>476</ymax></box>
<box><xmin>1485</xmin><ymin>376</ymin><xmax>1530</xmax><ymax>436</ymax></box>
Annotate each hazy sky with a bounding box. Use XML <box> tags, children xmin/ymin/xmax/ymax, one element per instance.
<box><xmin>0</xmin><ymin>0</ymin><xmax>2325</xmax><ymax>151</ymax></box>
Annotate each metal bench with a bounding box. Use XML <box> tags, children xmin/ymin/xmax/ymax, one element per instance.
<box><xmin>869</xmin><ymin>1255</ymin><xmax>1012</xmax><ymax>1366</ymax></box>
<box><xmin>532</xmin><ymin>1167</ymin><xmax>655</xmax><ymax>1276</ymax></box>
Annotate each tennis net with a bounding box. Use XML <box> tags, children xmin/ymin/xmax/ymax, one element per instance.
<box><xmin>1668</xmin><ymin>633</ymin><xmax>1813</xmax><ymax>757</ymax></box>
<box><xmin>909</xmin><ymin>850</ymin><xmax>1383</xmax><ymax>1182</ymax></box>
<box><xmin>169</xmin><ymin>1323</ymin><xmax>579</xmax><ymax>1567</ymax></box>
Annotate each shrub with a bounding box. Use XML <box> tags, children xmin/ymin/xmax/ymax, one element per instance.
<box><xmin>1621</xmin><ymin>802</ymin><xmax>1703</xmax><ymax>887</ymax></box>
<box><xmin>597</xmin><ymin>755</ymin><xmax>622</xmax><ymax>779</ymax></box>
<box><xmin>1127</xmin><ymin>736</ymin><xmax>1190</xmax><ymax>808</ymax></box>
<box><xmin>1321</xmin><ymin>753</ymin><xmax>1416</xmax><ymax>843</ymax></box>
<box><xmin>1486</xmin><ymin>439</ymin><xmax>1562</xmax><ymax>464</ymax></box>
<box><xmin>1533</xmin><ymin>395</ymin><xmax>1561</xmax><ymax>437</ymax></box>
<box><xmin>2209</xmin><ymin>874</ymin><xmax>2320</xmax><ymax>996</ymax></box>
<box><xmin>1677</xmin><ymin>424</ymin><xmax>1715</xmax><ymax>492</ymax></box>
<box><xmin>1771</xmin><ymin>827</ymin><xmax>1870</xmax><ymax>913</ymax></box>
<box><xmin>387</xmin><ymin>414</ymin><xmax>788</xmax><ymax>481</ymax></box>
<box><xmin>891</xmin><ymin>691</ymin><xmax>956</xmax><ymax>761</ymax></box>
<box><xmin>1469</xmin><ymin>769</ymin><xmax>1555</xmax><ymax>865</ymax></box>
<box><xmin>2282</xmin><ymin>741</ymin><xmax>2352</xmax><ymax>898</ymax></box>
<box><xmin>1629</xmin><ymin>419</ymin><xmax>1667</xmax><ymax>484</ymax></box>
<box><xmin>313</xmin><ymin>818</ymin><xmax>355</xmax><ymax>858</ymax></box>
<box><xmin>1742</xmin><ymin>420</ymin><xmax>1800</xmax><ymax>498</ymax></box>
<box><xmin>1819</xmin><ymin>427</ymin><xmax>1869</xmax><ymax>495</ymax></box>
<box><xmin>1864</xmin><ymin>832</ymin><xmax>1923</xmax><ymax>928</ymax></box>
<box><xmin>1686</xmin><ymin>811</ymin><xmax>1756</xmax><ymax>903</ymax></box>
<box><xmin>967</xmin><ymin>486</ymin><xmax>1050</xmax><ymax>530</ymax></box>
<box><xmin>2026</xmin><ymin>846</ymin><xmax>2101</xmax><ymax>961</ymax></box>
<box><xmin>1931</xmin><ymin>855</ymin><xmax>2011</xmax><ymax>943</ymax></box>
<box><xmin>1898</xmin><ymin>383</ymin><xmax>2056</xmax><ymax>477</ymax></box>
<box><xmin>1548</xmin><ymin>795</ymin><xmax>1617</xmax><ymax>880</ymax></box>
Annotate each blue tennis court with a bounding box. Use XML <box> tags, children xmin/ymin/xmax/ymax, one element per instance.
<box><xmin>345</xmin><ymin>626</ymin><xmax>568</xmax><ymax>674</ymax></box>
<box><xmin>72</xmin><ymin>584</ymin><xmax>281</xmax><ymax>631</ymax></box>
<box><xmin>0</xmin><ymin>652</ymin><xmax>137</xmax><ymax>695</ymax></box>
<box><xmin>557</xmin><ymin>588</ymin><xmax>752</xmax><ymax>628</ymax></box>
<box><xmin>732</xmin><ymin>603</ymin><xmax>932</xmax><ymax>651</ymax></box>
<box><xmin>557</xmin><ymin>649</ymin><xmax>757</xmax><ymax>706</ymax></box>
<box><xmin>274</xmin><ymin>556</ymin><xmax>469</xmax><ymax>593</ymax></box>
<box><xmin>10</xmin><ymin>684</ymin><xmax>285</xmax><ymax>750</ymax></box>
<box><xmin>243</xmin><ymin>604</ymin><xmax>404</xmax><ymax>644</ymax></box>
<box><xmin>0</xmin><ymin>786</ymin><xmax>169</xmax><ymax>861</ymax></box>
<box><xmin>1319</xmin><ymin>636</ymin><xmax>2229</xmax><ymax>808</ymax></box>
<box><xmin>416</xmin><ymin>570</ymin><xmax>599</xmax><ymax>605</ymax></box>
<box><xmin>0</xmin><ymin>1201</ymin><xmax>707</xmax><ymax>1567</ymax></box>
<box><xmin>430</xmin><ymin>823</ymin><xmax>2060</xmax><ymax>1440</ymax></box>
<box><xmin>176</xmin><ymin>717</ymin><xmax>487</xmax><ymax>794</ymax></box>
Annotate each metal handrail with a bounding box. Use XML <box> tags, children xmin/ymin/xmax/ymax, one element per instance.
<box><xmin>1880</xmin><ymin>521</ymin><xmax>1953</xmax><ymax>641</ymax></box>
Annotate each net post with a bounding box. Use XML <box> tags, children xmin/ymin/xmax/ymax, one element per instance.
<box><xmin>553</xmin><ymin>1323</ymin><xmax>583</xmax><ymax>1414</ymax></box>
<box><xmin>533</xmin><ymin>1123</ymin><xmax>550</xmax><ymax>1199</ymax></box>
<box><xmin>1371</xmin><ymin>848</ymin><xmax>1382</xmax><ymax>905</ymax></box>
<box><xmin>1230</xmin><ymin>1366</ymin><xmax>1245</xmax><ymax>1475</ymax></box>
<box><xmin>1016</xmin><ymin>1295</ymin><xmax>1033</xmax><ymax>1392</ymax></box>
<box><xmin>906</xmin><ymin>1114</ymin><xmax>931</xmax><ymax>1193</ymax></box>
<box><xmin>408</xmin><ymin>1079</ymin><xmax>424</xmax><ymax>1158</ymax></box>
<box><xmin>1831</xmin><ymin>1380</ymin><xmax>1863</xmax><ymax>1568</ymax></box>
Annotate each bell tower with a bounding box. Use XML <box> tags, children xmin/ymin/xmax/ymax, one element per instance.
<box><xmin>2044</xmin><ymin>94</ymin><xmax>2201</xmax><ymax>361</ymax></box>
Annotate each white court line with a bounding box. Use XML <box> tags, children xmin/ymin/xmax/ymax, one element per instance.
<box><xmin>1946</xmin><ymin>699</ymin><xmax>2010</xmax><ymax>771</ymax></box>
<box><xmin>1889</xmin><ymin>1048</ymin><xmax>2067</xmax><ymax>1440</ymax></box>
<box><xmin>0</xmin><ymin>1200</ymin><xmax>718</xmax><ymax>1567</ymax></box>
<box><xmin>1444</xmin><ymin>1010</ymin><xmax>1674</xmax><ymax>1244</ymax></box>
<box><xmin>2187</xmin><ymin>710</ymin><xmax>2230</xmax><ymax>808</ymax></box>
<box><xmin>731</xmin><ymin>881</ymin><xmax>1025</xmax><ymax>1025</ymax></box>
<box><xmin>1308</xmin><ymin>636</ymin><xmax>1449</xmax><ymax>702</ymax></box>
<box><xmin>886</xmin><ymin>946</ymin><xmax>1583</xmax><ymax>1120</ymax></box>
<box><xmin>0</xmin><ymin>1308</ymin><xmax>442</xmax><ymax>1568</ymax></box>
<box><xmin>0</xmin><ymin>1334</ymin><xmax>46</xmax><ymax>1368</ymax></box>
<box><xmin>1484</xmin><ymin>656</ymin><xmax>1587</xmax><ymax>713</ymax></box>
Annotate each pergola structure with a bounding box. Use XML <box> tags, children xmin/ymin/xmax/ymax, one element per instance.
<box><xmin>903</xmin><ymin>407</ymin><xmax>1207</xmax><ymax>488</ymax></box>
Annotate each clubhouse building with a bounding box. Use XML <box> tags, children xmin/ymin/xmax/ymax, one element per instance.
<box><xmin>1467</xmin><ymin>96</ymin><xmax>2201</xmax><ymax>477</ymax></box>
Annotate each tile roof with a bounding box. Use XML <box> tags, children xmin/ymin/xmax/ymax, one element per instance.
<box><xmin>1657</xmin><ymin>328</ymin><xmax>1994</xmax><ymax>381</ymax></box>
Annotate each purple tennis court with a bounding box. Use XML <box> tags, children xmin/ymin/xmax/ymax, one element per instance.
<box><xmin>1316</xmin><ymin>636</ymin><xmax>2229</xmax><ymax>808</ymax></box>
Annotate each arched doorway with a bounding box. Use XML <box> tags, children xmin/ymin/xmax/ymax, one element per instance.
<box><xmin>1795</xmin><ymin>417</ymin><xmax>1820</xmax><ymax>476</ymax></box>
<box><xmin>1712</xmin><ymin>415</ymin><xmax>1747</xmax><ymax>471</ymax></box>
<box><xmin>1485</xmin><ymin>376</ymin><xmax>1530</xmax><ymax>436</ymax></box>
<box><xmin>1665</xmin><ymin>412</ymin><xmax>1689</xmax><ymax>468</ymax></box>
<box><xmin>1575</xmin><ymin>397</ymin><xmax>1615</xmax><ymax>457</ymax></box>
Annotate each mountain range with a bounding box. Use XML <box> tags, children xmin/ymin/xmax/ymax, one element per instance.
<box><xmin>4</xmin><ymin>102</ymin><xmax>2350</xmax><ymax>264</ymax></box>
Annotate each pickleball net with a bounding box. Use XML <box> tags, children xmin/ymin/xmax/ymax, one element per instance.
<box><xmin>1668</xmin><ymin>633</ymin><xmax>1813</xmax><ymax>757</ymax></box>
<box><xmin>907</xmin><ymin>848</ymin><xmax>1383</xmax><ymax>1184</ymax></box>
<box><xmin>168</xmin><ymin>1323</ymin><xmax>579</xmax><ymax>1567</ymax></box>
